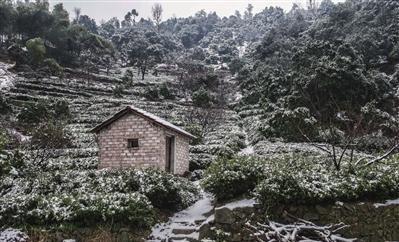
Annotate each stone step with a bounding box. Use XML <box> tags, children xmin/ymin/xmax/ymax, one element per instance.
<box><xmin>168</xmin><ymin>232</ymin><xmax>199</xmax><ymax>242</ymax></box>
<box><xmin>171</xmin><ymin>227</ymin><xmax>197</xmax><ymax>235</ymax></box>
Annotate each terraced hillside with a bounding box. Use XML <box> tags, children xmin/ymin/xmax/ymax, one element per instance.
<box><xmin>1</xmin><ymin>61</ymin><xmax>244</xmax><ymax>172</ymax></box>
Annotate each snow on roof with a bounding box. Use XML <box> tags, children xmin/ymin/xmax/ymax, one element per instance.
<box><xmin>91</xmin><ymin>105</ymin><xmax>195</xmax><ymax>139</ymax></box>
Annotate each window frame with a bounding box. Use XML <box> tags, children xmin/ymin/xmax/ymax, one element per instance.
<box><xmin>127</xmin><ymin>138</ymin><xmax>139</xmax><ymax>149</ymax></box>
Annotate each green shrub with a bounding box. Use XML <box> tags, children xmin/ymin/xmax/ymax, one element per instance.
<box><xmin>0</xmin><ymin>96</ymin><xmax>12</xmax><ymax>115</ymax></box>
<box><xmin>43</xmin><ymin>58</ymin><xmax>63</xmax><ymax>76</ymax></box>
<box><xmin>17</xmin><ymin>100</ymin><xmax>50</xmax><ymax>127</ymax></box>
<box><xmin>203</xmin><ymin>155</ymin><xmax>399</xmax><ymax>206</ymax></box>
<box><xmin>185</xmin><ymin>124</ymin><xmax>203</xmax><ymax>145</ymax></box>
<box><xmin>254</xmin><ymin>156</ymin><xmax>399</xmax><ymax>208</ymax></box>
<box><xmin>159</xmin><ymin>83</ymin><xmax>175</xmax><ymax>100</ymax></box>
<box><xmin>0</xmin><ymin>168</ymin><xmax>199</xmax><ymax>227</ymax></box>
<box><xmin>134</xmin><ymin>169</ymin><xmax>200</xmax><ymax>210</ymax></box>
<box><xmin>17</xmin><ymin>99</ymin><xmax>72</xmax><ymax>130</ymax></box>
<box><xmin>122</xmin><ymin>69</ymin><xmax>134</xmax><ymax>86</ymax></box>
<box><xmin>144</xmin><ymin>87</ymin><xmax>159</xmax><ymax>101</ymax></box>
<box><xmin>69</xmin><ymin>192</ymin><xmax>155</xmax><ymax>227</ymax></box>
<box><xmin>202</xmin><ymin>156</ymin><xmax>267</xmax><ymax>200</ymax></box>
<box><xmin>192</xmin><ymin>87</ymin><xmax>212</xmax><ymax>107</ymax></box>
<box><xmin>29</xmin><ymin>121</ymin><xmax>72</xmax><ymax>149</ymax></box>
<box><xmin>52</xmin><ymin>99</ymin><xmax>72</xmax><ymax>121</ymax></box>
<box><xmin>261</xmin><ymin>107</ymin><xmax>318</xmax><ymax>141</ymax></box>
<box><xmin>26</xmin><ymin>38</ymin><xmax>46</xmax><ymax>66</ymax></box>
<box><xmin>113</xmin><ymin>85</ymin><xmax>124</xmax><ymax>98</ymax></box>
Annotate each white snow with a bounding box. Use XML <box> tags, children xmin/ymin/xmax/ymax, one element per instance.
<box><xmin>8</xmin><ymin>129</ymin><xmax>31</xmax><ymax>142</ymax></box>
<box><xmin>374</xmin><ymin>198</ymin><xmax>399</xmax><ymax>208</ymax></box>
<box><xmin>238</xmin><ymin>42</ymin><xmax>248</xmax><ymax>57</ymax></box>
<box><xmin>149</xmin><ymin>186</ymin><xmax>214</xmax><ymax>240</ymax></box>
<box><xmin>0</xmin><ymin>228</ymin><xmax>29</xmax><ymax>242</ymax></box>
<box><xmin>219</xmin><ymin>198</ymin><xmax>257</xmax><ymax>210</ymax></box>
<box><xmin>234</xmin><ymin>92</ymin><xmax>243</xmax><ymax>102</ymax></box>
<box><xmin>0</xmin><ymin>62</ymin><xmax>15</xmax><ymax>91</ymax></box>
<box><xmin>96</xmin><ymin>105</ymin><xmax>196</xmax><ymax>139</ymax></box>
<box><xmin>239</xmin><ymin>146</ymin><xmax>254</xmax><ymax>155</ymax></box>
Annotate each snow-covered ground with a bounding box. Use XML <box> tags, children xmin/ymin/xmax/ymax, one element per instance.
<box><xmin>0</xmin><ymin>62</ymin><xmax>15</xmax><ymax>91</ymax></box>
<box><xmin>374</xmin><ymin>198</ymin><xmax>399</xmax><ymax>208</ymax></box>
<box><xmin>148</xmin><ymin>183</ymin><xmax>214</xmax><ymax>241</ymax></box>
<box><xmin>0</xmin><ymin>228</ymin><xmax>29</xmax><ymax>242</ymax></box>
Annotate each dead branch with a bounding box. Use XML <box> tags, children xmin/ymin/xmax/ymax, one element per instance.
<box><xmin>361</xmin><ymin>143</ymin><xmax>399</xmax><ymax>167</ymax></box>
<box><xmin>245</xmin><ymin>213</ymin><xmax>357</xmax><ymax>242</ymax></box>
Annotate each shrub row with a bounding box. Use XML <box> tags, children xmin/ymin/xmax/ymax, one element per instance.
<box><xmin>202</xmin><ymin>155</ymin><xmax>399</xmax><ymax>207</ymax></box>
<box><xmin>0</xmin><ymin>167</ymin><xmax>200</xmax><ymax>228</ymax></box>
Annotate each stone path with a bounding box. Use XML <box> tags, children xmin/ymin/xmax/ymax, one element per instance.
<box><xmin>147</xmin><ymin>186</ymin><xmax>214</xmax><ymax>242</ymax></box>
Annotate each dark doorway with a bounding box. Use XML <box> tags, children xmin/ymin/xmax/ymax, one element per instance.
<box><xmin>165</xmin><ymin>136</ymin><xmax>175</xmax><ymax>173</ymax></box>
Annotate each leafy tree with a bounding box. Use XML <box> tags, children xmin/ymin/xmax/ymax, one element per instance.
<box><xmin>15</xmin><ymin>0</ymin><xmax>54</xmax><ymax>39</ymax></box>
<box><xmin>52</xmin><ymin>3</ymin><xmax>69</xmax><ymax>27</ymax></box>
<box><xmin>26</xmin><ymin>37</ymin><xmax>46</xmax><ymax>66</ymax></box>
<box><xmin>100</xmin><ymin>17</ymin><xmax>120</xmax><ymax>38</ymax></box>
<box><xmin>192</xmin><ymin>87</ymin><xmax>212</xmax><ymax>108</ymax></box>
<box><xmin>77</xmin><ymin>15</ymin><xmax>97</xmax><ymax>33</ymax></box>
<box><xmin>0</xmin><ymin>0</ymin><xmax>16</xmax><ymax>44</ymax></box>
<box><xmin>127</xmin><ymin>34</ymin><xmax>165</xmax><ymax>80</ymax></box>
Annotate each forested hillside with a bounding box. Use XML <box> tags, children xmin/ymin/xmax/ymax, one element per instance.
<box><xmin>1</xmin><ymin>0</ymin><xmax>398</xmax><ymax>146</ymax></box>
<box><xmin>1</xmin><ymin>0</ymin><xmax>399</xmax><ymax>241</ymax></box>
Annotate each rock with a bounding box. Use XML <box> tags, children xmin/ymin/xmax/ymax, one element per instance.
<box><xmin>198</xmin><ymin>222</ymin><xmax>212</xmax><ymax>240</ymax></box>
<box><xmin>214</xmin><ymin>207</ymin><xmax>235</xmax><ymax>224</ymax></box>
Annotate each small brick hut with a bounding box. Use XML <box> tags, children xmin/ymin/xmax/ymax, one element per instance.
<box><xmin>91</xmin><ymin>106</ymin><xmax>195</xmax><ymax>175</ymax></box>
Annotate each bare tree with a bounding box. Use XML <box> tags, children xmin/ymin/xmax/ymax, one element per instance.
<box><xmin>131</xmin><ymin>9</ymin><xmax>138</xmax><ymax>25</ymax></box>
<box><xmin>73</xmin><ymin>7</ymin><xmax>81</xmax><ymax>23</ymax></box>
<box><xmin>308</xmin><ymin>0</ymin><xmax>319</xmax><ymax>13</ymax></box>
<box><xmin>152</xmin><ymin>3</ymin><xmax>163</xmax><ymax>31</ymax></box>
<box><xmin>186</xmin><ymin>107</ymin><xmax>225</xmax><ymax>136</ymax></box>
<box><xmin>299</xmin><ymin>114</ymin><xmax>398</xmax><ymax>171</ymax></box>
<box><xmin>244</xmin><ymin>4</ymin><xmax>253</xmax><ymax>20</ymax></box>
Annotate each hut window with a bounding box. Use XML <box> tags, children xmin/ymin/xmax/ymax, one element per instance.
<box><xmin>127</xmin><ymin>138</ymin><xmax>139</xmax><ymax>148</ymax></box>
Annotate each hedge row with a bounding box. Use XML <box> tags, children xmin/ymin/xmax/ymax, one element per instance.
<box><xmin>202</xmin><ymin>155</ymin><xmax>399</xmax><ymax>207</ymax></box>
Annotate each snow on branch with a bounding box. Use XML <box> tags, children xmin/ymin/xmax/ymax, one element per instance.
<box><xmin>245</xmin><ymin>213</ymin><xmax>356</xmax><ymax>242</ymax></box>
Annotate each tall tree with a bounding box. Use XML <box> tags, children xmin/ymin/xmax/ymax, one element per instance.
<box><xmin>131</xmin><ymin>9</ymin><xmax>138</xmax><ymax>25</ymax></box>
<box><xmin>73</xmin><ymin>7</ymin><xmax>80</xmax><ymax>22</ymax></box>
<box><xmin>244</xmin><ymin>4</ymin><xmax>253</xmax><ymax>20</ymax></box>
<box><xmin>152</xmin><ymin>3</ymin><xmax>163</xmax><ymax>31</ymax></box>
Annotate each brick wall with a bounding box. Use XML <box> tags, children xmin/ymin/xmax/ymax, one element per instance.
<box><xmin>98</xmin><ymin>112</ymin><xmax>189</xmax><ymax>175</ymax></box>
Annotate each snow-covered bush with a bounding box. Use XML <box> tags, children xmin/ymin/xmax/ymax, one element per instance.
<box><xmin>255</xmin><ymin>156</ymin><xmax>399</xmax><ymax>208</ymax></box>
<box><xmin>260</xmin><ymin>107</ymin><xmax>318</xmax><ymax>142</ymax></box>
<box><xmin>132</xmin><ymin>169</ymin><xmax>200</xmax><ymax>210</ymax></box>
<box><xmin>203</xmin><ymin>155</ymin><xmax>399</xmax><ymax>206</ymax></box>
<box><xmin>0</xmin><ymin>228</ymin><xmax>29</xmax><ymax>242</ymax></box>
<box><xmin>202</xmin><ymin>156</ymin><xmax>267</xmax><ymax>200</ymax></box>
<box><xmin>0</xmin><ymin>167</ymin><xmax>199</xmax><ymax>228</ymax></box>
